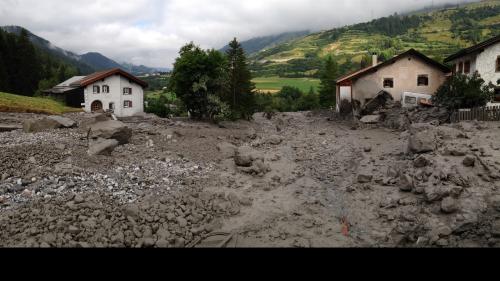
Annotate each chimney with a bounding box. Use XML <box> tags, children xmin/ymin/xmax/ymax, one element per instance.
<box><xmin>372</xmin><ymin>53</ymin><xmax>378</xmax><ymax>67</ymax></box>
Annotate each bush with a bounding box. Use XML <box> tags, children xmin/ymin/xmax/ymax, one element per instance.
<box><xmin>434</xmin><ymin>73</ymin><xmax>494</xmax><ymax>110</ymax></box>
<box><xmin>207</xmin><ymin>95</ymin><xmax>231</xmax><ymax>123</ymax></box>
<box><xmin>145</xmin><ymin>93</ymin><xmax>171</xmax><ymax>118</ymax></box>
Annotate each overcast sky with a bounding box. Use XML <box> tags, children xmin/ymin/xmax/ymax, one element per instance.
<box><xmin>0</xmin><ymin>0</ymin><xmax>472</xmax><ymax>68</ymax></box>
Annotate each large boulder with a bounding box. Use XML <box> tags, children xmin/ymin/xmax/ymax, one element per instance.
<box><xmin>217</xmin><ymin>142</ymin><xmax>237</xmax><ymax>159</ymax></box>
<box><xmin>87</xmin><ymin>138</ymin><xmax>119</xmax><ymax>156</ymax></box>
<box><xmin>47</xmin><ymin>115</ymin><xmax>77</xmax><ymax>128</ymax></box>
<box><xmin>408</xmin><ymin>123</ymin><xmax>438</xmax><ymax>154</ymax></box>
<box><xmin>88</xmin><ymin>120</ymin><xmax>132</xmax><ymax>145</ymax></box>
<box><xmin>234</xmin><ymin>146</ymin><xmax>263</xmax><ymax>167</ymax></box>
<box><xmin>23</xmin><ymin>118</ymin><xmax>61</xmax><ymax>133</ymax></box>
<box><xmin>360</xmin><ymin>115</ymin><xmax>381</xmax><ymax>124</ymax></box>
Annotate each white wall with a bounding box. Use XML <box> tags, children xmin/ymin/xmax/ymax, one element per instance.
<box><xmin>83</xmin><ymin>74</ymin><xmax>144</xmax><ymax>117</ymax></box>
<box><xmin>476</xmin><ymin>41</ymin><xmax>500</xmax><ymax>86</ymax></box>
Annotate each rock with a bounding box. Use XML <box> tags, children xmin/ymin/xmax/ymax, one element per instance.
<box><xmin>177</xmin><ymin>217</ymin><xmax>188</xmax><ymax>228</ymax></box>
<box><xmin>47</xmin><ymin>115</ymin><xmax>77</xmax><ymax>128</ymax></box>
<box><xmin>89</xmin><ymin>120</ymin><xmax>132</xmax><ymax>145</ymax></box>
<box><xmin>360</xmin><ymin>115</ymin><xmax>381</xmax><ymax>124</ymax></box>
<box><xmin>74</xmin><ymin>194</ymin><xmax>85</xmax><ymax>204</ymax></box>
<box><xmin>23</xmin><ymin>118</ymin><xmax>61</xmax><ymax>133</ymax></box>
<box><xmin>0</xmin><ymin>196</ymin><xmax>5</xmax><ymax>204</ymax></box>
<box><xmin>67</xmin><ymin>226</ymin><xmax>81</xmax><ymax>234</ymax></box>
<box><xmin>267</xmin><ymin>135</ymin><xmax>283</xmax><ymax>145</ymax></box>
<box><xmin>462</xmin><ymin>156</ymin><xmax>476</xmax><ymax>167</ymax></box>
<box><xmin>143</xmin><ymin>238</ymin><xmax>156</xmax><ymax>248</ymax></box>
<box><xmin>0</xmin><ymin>124</ymin><xmax>22</xmax><ymax>132</ymax></box>
<box><xmin>88</xmin><ymin>138</ymin><xmax>119</xmax><ymax>156</ymax></box>
<box><xmin>441</xmin><ymin>197</ymin><xmax>458</xmax><ymax>214</ymax></box>
<box><xmin>490</xmin><ymin>195</ymin><xmax>500</xmax><ymax>212</ymax></box>
<box><xmin>357</xmin><ymin>173</ymin><xmax>373</xmax><ymax>183</ymax></box>
<box><xmin>399</xmin><ymin>174</ymin><xmax>414</xmax><ymax>192</ymax></box>
<box><xmin>216</xmin><ymin>142</ymin><xmax>237</xmax><ymax>159</ymax></box>
<box><xmin>123</xmin><ymin>204</ymin><xmax>140</xmax><ymax>219</ymax></box>
<box><xmin>414</xmin><ymin>155</ymin><xmax>430</xmax><ymax>168</ymax></box>
<box><xmin>408</xmin><ymin>123</ymin><xmax>437</xmax><ymax>154</ymax></box>
<box><xmin>234</xmin><ymin>146</ymin><xmax>262</xmax><ymax>167</ymax></box>
<box><xmin>364</xmin><ymin>146</ymin><xmax>372</xmax><ymax>153</ymax></box>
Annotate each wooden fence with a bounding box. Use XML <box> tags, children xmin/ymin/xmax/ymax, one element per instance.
<box><xmin>450</xmin><ymin>105</ymin><xmax>500</xmax><ymax>122</ymax></box>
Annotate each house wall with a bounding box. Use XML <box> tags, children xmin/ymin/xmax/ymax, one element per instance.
<box><xmin>476</xmin><ymin>41</ymin><xmax>500</xmax><ymax>86</ymax></box>
<box><xmin>84</xmin><ymin>74</ymin><xmax>144</xmax><ymax>117</ymax></box>
<box><xmin>351</xmin><ymin>54</ymin><xmax>448</xmax><ymax>106</ymax></box>
<box><xmin>449</xmin><ymin>53</ymin><xmax>478</xmax><ymax>74</ymax></box>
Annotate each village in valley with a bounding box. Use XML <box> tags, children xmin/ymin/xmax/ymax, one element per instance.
<box><xmin>1</xmin><ymin>0</ymin><xmax>500</xmax><ymax>248</ymax></box>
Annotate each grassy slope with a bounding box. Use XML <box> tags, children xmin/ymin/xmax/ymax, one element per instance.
<box><xmin>252</xmin><ymin>77</ymin><xmax>320</xmax><ymax>93</ymax></box>
<box><xmin>250</xmin><ymin>0</ymin><xmax>500</xmax><ymax>76</ymax></box>
<box><xmin>0</xmin><ymin>92</ymin><xmax>82</xmax><ymax>115</ymax></box>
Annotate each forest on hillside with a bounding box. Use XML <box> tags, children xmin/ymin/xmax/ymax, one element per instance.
<box><xmin>0</xmin><ymin>28</ymin><xmax>78</xmax><ymax>97</ymax></box>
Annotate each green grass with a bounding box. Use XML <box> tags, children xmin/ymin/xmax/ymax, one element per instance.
<box><xmin>0</xmin><ymin>92</ymin><xmax>82</xmax><ymax>115</ymax></box>
<box><xmin>252</xmin><ymin>77</ymin><xmax>320</xmax><ymax>93</ymax></box>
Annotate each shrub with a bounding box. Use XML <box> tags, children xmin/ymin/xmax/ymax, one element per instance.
<box><xmin>434</xmin><ymin>73</ymin><xmax>494</xmax><ymax>110</ymax></box>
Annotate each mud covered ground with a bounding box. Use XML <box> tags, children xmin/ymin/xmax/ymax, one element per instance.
<box><xmin>1</xmin><ymin>111</ymin><xmax>500</xmax><ymax>247</ymax></box>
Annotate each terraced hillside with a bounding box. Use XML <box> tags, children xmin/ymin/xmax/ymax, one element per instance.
<box><xmin>249</xmin><ymin>0</ymin><xmax>500</xmax><ymax>78</ymax></box>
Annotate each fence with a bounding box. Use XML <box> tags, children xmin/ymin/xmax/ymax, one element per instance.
<box><xmin>450</xmin><ymin>105</ymin><xmax>500</xmax><ymax>122</ymax></box>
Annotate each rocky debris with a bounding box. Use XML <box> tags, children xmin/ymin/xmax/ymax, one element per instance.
<box><xmin>491</xmin><ymin>221</ymin><xmax>500</xmax><ymax>238</ymax></box>
<box><xmin>47</xmin><ymin>116</ymin><xmax>77</xmax><ymax>128</ymax></box>
<box><xmin>216</xmin><ymin>142</ymin><xmax>237</xmax><ymax>159</ymax></box>
<box><xmin>490</xmin><ymin>195</ymin><xmax>500</xmax><ymax>212</ymax></box>
<box><xmin>414</xmin><ymin>155</ymin><xmax>430</xmax><ymax>168</ymax></box>
<box><xmin>360</xmin><ymin>115</ymin><xmax>381</xmax><ymax>124</ymax></box>
<box><xmin>463</xmin><ymin>156</ymin><xmax>476</xmax><ymax>167</ymax></box>
<box><xmin>267</xmin><ymin>135</ymin><xmax>283</xmax><ymax>145</ymax></box>
<box><xmin>88</xmin><ymin>138</ymin><xmax>120</xmax><ymax>156</ymax></box>
<box><xmin>88</xmin><ymin>120</ymin><xmax>132</xmax><ymax>145</ymax></box>
<box><xmin>357</xmin><ymin>173</ymin><xmax>373</xmax><ymax>183</ymax></box>
<box><xmin>235</xmin><ymin>146</ymin><xmax>261</xmax><ymax>167</ymax></box>
<box><xmin>399</xmin><ymin>174</ymin><xmax>414</xmax><ymax>192</ymax></box>
<box><xmin>359</xmin><ymin>90</ymin><xmax>394</xmax><ymax>116</ymax></box>
<box><xmin>23</xmin><ymin>118</ymin><xmax>62</xmax><ymax>133</ymax></box>
<box><xmin>407</xmin><ymin>123</ymin><xmax>438</xmax><ymax>154</ymax></box>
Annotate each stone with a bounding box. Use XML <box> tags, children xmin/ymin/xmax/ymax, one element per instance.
<box><xmin>463</xmin><ymin>156</ymin><xmax>476</xmax><ymax>167</ymax></box>
<box><xmin>177</xmin><ymin>217</ymin><xmax>188</xmax><ymax>228</ymax></box>
<box><xmin>88</xmin><ymin>138</ymin><xmax>119</xmax><ymax>156</ymax></box>
<box><xmin>67</xmin><ymin>226</ymin><xmax>81</xmax><ymax>234</ymax></box>
<box><xmin>74</xmin><ymin>194</ymin><xmax>85</xmax><ymax>204</ymax></box>
<box><xmin>408</xmin><ymin>123</ymin><xmax>437</xmax><ymax>154</ymax></box>
<box><xmin>267</xmin><ymin>135</ymin><xmax>283</xmax><ymax>145</ymax></box>
<box><xmin>399</xmin><ymin>174</ymin><xmax>414</xmax><ymax>192</ymax></box>
<box><xmin>357</xmin><ymin>173</ymin><xmax>373</xmax><ymax>183</ymax></box>
<box><xmin>360</xmin><ymin>115</ymin><xmax>381</xmax><ymax>124</ymax></box>
<box><xmin>123</xmin><ymin>204</ymin><xmax>140</xmax><ymax>218</ymax></box>
<box><xmin>23</xmin><ymin>118</ymin><xmax>61</xmax><ymax>133</ymax></box>
<box><xmin>0</xmin><ymin>124</ymin><xmax>22</xmax><ymax>132</ymax></box>
<box><xmin>234</xmin><ymin>146</ymin><xmax>262</xmax><ymax>167</ymax></box>
<box><xmin>216</xmin><ymin>142</ymin><xmax>237</xmax><ymax>159</ymax></box>
<box><xmin>47</xmin><ymin>115</ymin><xmax>77</xmax><ymax>128</ymax></box>
<box><xmin>364</xmin><ymin>146</ymin><xmax>372</xmax><ymax>153</ymax></box>
<box><xmin>89</xmin><ymin>120</ymin><xmax>132</xmax><ymax>145</ymax></box>
<box><xmin>441</xmin><ymin>197</ymin><xmax>458</xmax><ymax>214</ymax></box>
<box><xmin>414</xmin><ymin>155</ymin><xmax>430</xmax><ymax>168</ymax></box>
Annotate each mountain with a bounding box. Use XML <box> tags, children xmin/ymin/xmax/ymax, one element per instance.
<box><xmin>0</xmin><ymin>25</ymin><xmax>163</xmax><ymax>76</ymax></box>
<box><xmin>220</xmin><ymin>30</ymin><xmax>310</xmax><ymax>55</ymax></box>
<box><xmin>248</xmin><ymin>0</ymin><xmax>500</xmax><ymax>78</ymax></box>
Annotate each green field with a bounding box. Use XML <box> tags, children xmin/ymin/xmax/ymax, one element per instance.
<box><xmin>252</xmin><ymin>77</ymin><xmax>321</xmax><ymax>93</ymax></box>
<box><xmin>0</xmin><ymin>92</ymin><xmax>82</xmax><ymax>115</ymax></box>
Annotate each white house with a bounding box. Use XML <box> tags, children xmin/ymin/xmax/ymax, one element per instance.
<box><xmin>44</xmin><ymin>68</ymin><xmax>148</xmax><ymax>117</ymax></box>
<box><xmin>444</xmin><ymin>34</ymin><xmax>500</xmax><ymax>102</ymax></box>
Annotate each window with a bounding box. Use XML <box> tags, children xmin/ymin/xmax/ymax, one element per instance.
<box><xmin>102</xmin><ymin>85</ymin><xmax>110</xmax><ymax>93</ymax></box>
<box><xmin>124</xmin><ymin>100</ymin><xmax>133</xmax><ymax>108</ymax></box>
<box><xmin>464</xmin><ymin>61</ymin><xmax>471</xmax><ymax>74</ymax></box>
<box><xmin>417</xmin><ymin>75</ymin><xmax>429</xmax><ymax>86</ymax></box>
<box><xmin>109</xmin><ymin>102</ymin><xmax>115</xmax><ymax>111</ymax></box>
<box><xmin>123</xmin><ymin>87</ymin><xmax>132</xmax><ymax>95</ymax></box>
<box><xmin>93</xmin><ymin>85</ymin><xmax>100</xmax><ymax>94</ymax></box>
<box><xmin>458</xmin><ymin>62</ymin><xmax>463</xmax><ymax>73</ymax></box>
<box><xmin>405</xmin><ymin>96</ymin><xmax>417</xmax><ymax>105</ymax></box>
<box><xmin>495</xmin><ymin>88</ymin><xmax>500</xmax><ymax>102</ymax></box>
<box><xmin>496</xmin><ymin>56</ymin><xmax>500</xmax><ymax>72</ymax></box>
<box><xmin>383</xmin><ymin>78</ymin><xmax>394</xmax><ymax>88</ymax></box>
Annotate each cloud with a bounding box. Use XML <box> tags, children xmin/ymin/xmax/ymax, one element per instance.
<box><xmin>0</xmin><ymin>0</ymin><xmax>474</xmax><ymax>67</ymax></box>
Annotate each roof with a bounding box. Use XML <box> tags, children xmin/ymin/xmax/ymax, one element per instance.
<box><xmin>444</xmin><ymin>34</ymin><xmax>500</xmax><ymax>63</ymax></box>
<box><xmin>336</xmin><ymin>49</ymin><xmax>450</xmax><ymax>84</ymax></box>
<box><xmin>56</xmin><ymin>76</ymin><xmax>86</xmax><ymax>87</ymax></box>
<box><xmin>70</xmin><ymin>68</ymin><xmax>148</xmax><ymax>88</ymax></box>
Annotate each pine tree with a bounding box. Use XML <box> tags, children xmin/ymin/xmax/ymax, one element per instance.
<box><xmin>0</xmin><ymin>31</ymin><xmax>9</xmax><ymax>91</ymax></box>
<box><xmin>318</xmin><ymin>56</ymin><xmax>338</xmax><ymax>108</ymax></box>
<box><xmin>225</xmin><ymin>38</ymin><xmax>256</xmax><ymax>120</ymax></box>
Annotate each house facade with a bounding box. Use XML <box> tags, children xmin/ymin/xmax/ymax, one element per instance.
<box><xmin>45</xmin><ymin>68</ymin><xmax>148</xmax><ymax>117</ymax></box>
<box><xmin>444</xmin><ymin>35</ymin><xmax>500</xmax><ymax>102</ymax></box>
<box><xmin>336</xmin><ymin>49</ymin><xmax>450</xmax><ymax>112</ymax></box>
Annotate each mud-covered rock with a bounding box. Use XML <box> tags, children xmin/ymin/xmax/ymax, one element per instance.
<box><xmin>441</xmin><ymin>197</ymin><xmax>458</xmax><ymax>214</ymax></box>
<box><xmin>217</xmin><ymin>142</ymin><xmax>237</xmax><ymax>159</ymax></box>
<box><xmin>89</xmin><ymin>120</ymin><xmax>132</xmax><ymax>145</ymax></box>
<box><xmin>87</xmin><ymin>138</ymin><xmax>119</xmax><ymax>156</ymax></box>
<box><xmin>408</xmin><ymin>123</ymin><xmax>438</xmax><ymax>154</ymax></box>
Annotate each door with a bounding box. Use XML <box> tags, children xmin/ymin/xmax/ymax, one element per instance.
<box><xmin>340</xmin><ymin>86</ymin><xmax>352</xmax><ymax>101</ymax></box>
<box><xmin>91</xmin><ymin>100</ymin><xmax>103</xmax><ymax>112</ymax></box>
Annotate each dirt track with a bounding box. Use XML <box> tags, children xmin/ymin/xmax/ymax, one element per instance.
<box><xmin>1</xmin><ymin>111</ymin><xmax>500</xmax><ymax>247</ymax></box>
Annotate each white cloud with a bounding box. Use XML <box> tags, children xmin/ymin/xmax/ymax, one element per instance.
<box><xmin>0</xmin><ymin>0</ymin><xmax>474</xmax><ymax>68</ymax></box>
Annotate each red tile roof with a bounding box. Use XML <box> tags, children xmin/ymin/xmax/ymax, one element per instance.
<box><xmin>70</xmin><ymin>68</ymin><xmax>148</xmax><ymax>88</ymax></box>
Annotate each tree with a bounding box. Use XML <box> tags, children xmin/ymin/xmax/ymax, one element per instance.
<box><xmin>224</xmin><ymin>38</ymin><xmax>256</xmax><ymax>120</ymax></box>
<box><xmin>298</xmin><ymin>87</ymin><xmax>320</xmax><ymax>111</ymax></box>
<box><xmin>11</xmin><ymin>29</ymin><xmax>42</xmax><ymax>96</ymax></box>
<box><xmin>168</xmin><ymin>43</ymin><xmax>227</xmax><ymax>120</ymax></box>
<box><xmin>434</xmin><ymin>73</ymin><xmax>494</xmax><ymax>110</ymax></box>
<box><xmin>318</xmin><ymin>56</ymin><xmax>338</xmax><ymax>108</ymax></box>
